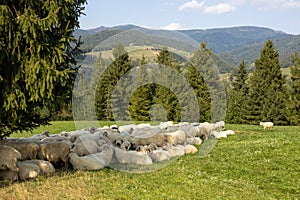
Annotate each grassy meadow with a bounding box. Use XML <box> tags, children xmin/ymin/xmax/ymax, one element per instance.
<box><xmin>1</xmin><ymin>122</ymin><xmax>300</xmax><ymax>199</ymax></box>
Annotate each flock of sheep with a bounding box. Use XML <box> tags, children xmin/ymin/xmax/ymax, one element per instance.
<box><xmin>0</xmin><ymin>121</ymin><xmax>238</xmax><ymax>181</ymax></box>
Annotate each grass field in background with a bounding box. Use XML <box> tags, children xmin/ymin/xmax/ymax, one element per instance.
<box><xmin>2</xmin><ymin>123</ymin><xmax>300</xmax><ymax>199</ymax></box>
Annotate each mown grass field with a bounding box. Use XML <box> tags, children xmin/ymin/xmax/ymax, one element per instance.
<box><xmin>1</xmin><ymin>122</ymin><xmax>300</xmax><ymax>199</ymax></box>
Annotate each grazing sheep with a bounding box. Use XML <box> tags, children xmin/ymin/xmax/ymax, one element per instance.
<box><xmin>118</xmin><ymin>124</ymin><xmax>136</xmax><ymax>133</ymax></box>
<box><xmin>134</xmin><ymin>132</ymin><xmax>166</xmax><ymax>147</ymax></box>
<box><xmin>89</xmin><ymin>145</ymin><xmax>114</xmax><ymax>166</ymax></box>
<box><xmin>0</xmin><ymin>170</ymin><xmax>19</xmax><ymax>181</ymax></box>
<box><xmin>184</xmin><ymin>145</ymin><xmax>198</xmax><ymax>154</ymax></box>
<box><xmin>221</xmin><ymin>130</ymin><xmax>235</xmax><ymax>135</ymax></box>
<box><xmin>23</xmin><ymin>160</ymin><xmax>55</xmax><ymax>175</ymax></box>
<box><xmin>163</xmin><ymin>145</ymin><xmax>185</xmax><ymax>158</ymax></box>
<box><xmin>149</xmin><ymin>149</ymin><xmax>172</xmax><ymax>163</ymax></box>
<box><xmin>37</xmin><ymin>141</ymin><xmax>71</xmax><ymax>168</ymax></box>
<box><xmin>159</xmin><ymin>121</ymin><xmax>174</xmax><ymax>129</ymax></box>
<box><xmin>211</xmin><ymin>131</ymin><xmax>228</xmax><ymax>139</ymax></box>
<box><xmin>0</xmin><ymin>145</ymin><xmax>21</xmax><ymax>171</ymax></box>
<box><xmin>120</xmin><ymin>141</ymin><xmax>131</xmax><ymax>151</ymax></box>
<box><xmin>69</xmin><ymin>152</ymin><xmax>106</xmax><ymax>171</ymax></box>
<box><xmin>260</xmin><ymin>122</ymin><xmax>274</xmax><ymax>130</ymax></box>
<box><xmin>17</xmin><ymin>161</ymin><xmax>40</xmax><ymax>180</ymax></box>
<box><xmin>71</xmin><ymin>139</ymin><xmax>99</xmax><ymax>156</ymax></box>
<box><xmin>214</xmin><ymin>121</ymin><xmax>225</xmax><ymax>131</ymax></box>
<box><xmin>28</xmin><ymin>131</ymin><xmax>49</xmax><ymax>141</ymax></box>
<box><xmin>114</xmin><ymin>148</ymin><xmax>153</xmax><ymax>165</ymax></box>
<box><xmin>0</xmin><ymin>141</ymin><xmax>39</xmax><ymax>161</ymax></box>
<box><xmin>186</xmin><ymin>137</ymin><xmax>202</xmax><ymax>145</ymax></box>
<box><xmin>164</xmin><ymin>130</ymin><xmax>187</xmax><ymax>146</ymax></box>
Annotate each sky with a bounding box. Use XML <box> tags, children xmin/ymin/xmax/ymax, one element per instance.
<box><xmin>79</xmin><ymin>0</ymin><xmax>300</xmax><ymax>34</ymax></box>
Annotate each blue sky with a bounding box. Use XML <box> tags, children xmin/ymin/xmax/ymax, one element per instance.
<box><xmin>79</xmin><ymin>0</ymin><xmax>300</xmax><ymax>34</ymax></box>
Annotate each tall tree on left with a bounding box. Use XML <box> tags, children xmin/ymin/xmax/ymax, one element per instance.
<box><xmin>0</xmin><ymin>0</ymin><xmax>87</xmax><ymax>138</ymax></box>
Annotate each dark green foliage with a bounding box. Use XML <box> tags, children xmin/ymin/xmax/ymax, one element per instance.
<box><xmin>243</xmin><ymin>40</ymin><xmax>287</xmax><ymax>125</ymax></box>
<box><xmin>286</xmin><ymin>52</ymin><xmax>300</xmax><ymax>125</ymax></box>
<box><xmin>95</xmin><ymin>46</ymin><xmax>133</xmax><ymax>121</ymax></box>
<box><xmin>185</xmin><ymin>64</ymin><xmax>211</xmax><ymax>122</ymax></box>
<box><xmin>189</xmin><ymin>43</ymin><xmax>226</xmax><ymax>122</ymax></box>
<box><xmin>0</xmin><ymin>0</ymin><xmax>86</xmax><ymax>138</ymax></box>
<box><xmin>226</xmin><ymin>60</ymin><xmax>249</xmax><ymax>123</ymax></box>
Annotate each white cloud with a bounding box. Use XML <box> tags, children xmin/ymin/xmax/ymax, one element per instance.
<box><xmin>179</xmin><ymin>0</ymin><xmax>205</xmax><ymax>11</ymax></box>
<box><xmin>252</xmin><ymin>0</ymin><xmax>300</xmax><ymax>9</ymax></box>
<box><xmin>203</xmin><ymin>3</ymin><xmax>236</xmax><ymax>14</ymax></box>
<box><xmin>160</xmin><ymin>23</ymin><xmax>183</xmax><ymax>30</ymax></box>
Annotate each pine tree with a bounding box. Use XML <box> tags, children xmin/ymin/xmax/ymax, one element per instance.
<box><xmin>185</xmin><ymin>64</ymin><xmax>211</xmax><ymax>122</ymax></box>
<box><xmin>189</xmin><ymin>43</ymin><xmax>226</xmax><ymax>122</ymax></box>
<box><xmin>0</xmin><ymin>1</ymin><xmax>86</xmax><ymax>138</ymax></box>
<box><xmin>154</xmin><ymin>48</ymin><xmax>181</xmax><ymax>122</ymax></box>
<box><xmin>244</xmin><ymin>40</ymin><xmax>287</xmax><ymax>125</ymax></box>
<box><xmin>95</xmin><ymin>45</ymin><xmax>133</xmax><ymax>121</ymax></box>
<box><xmin>226</xmin><ymin>60</ymin><xmax>249</xmax><ymax>123</ymax></box>
<box><xmin>286</xmin><ymin>52</ymin><xmax>300</xmax><ymax>125</ymax></box>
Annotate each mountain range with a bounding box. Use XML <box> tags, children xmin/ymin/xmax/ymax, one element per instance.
<box><xmin>74</xmin><ymin>24</ymin><xmax>300</xmax><ymax>73</ymax></box>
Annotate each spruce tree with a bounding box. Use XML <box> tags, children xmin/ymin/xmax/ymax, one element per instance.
<box><xmin>0</xmin><ymin>1</ymin><xmax>86</xmax><ymax>138</ymax></box>
<box><xmin>286</xmin><ymin>52</ymin><xmax>300</xmax><ymax>125</ymax></box>
<box><xmin>154</xmin><ymin>48</ymin><xmax>181</xmax><ymax>122</ymax></box>
<box><xmin>244</xmin><ymin>40</ymin><xmax>287</xmax><ymax>125</ymax></box>
<box><xmin>189</xmin><ymin>43</ymin><xmax>226</xmax><ymax>122</ymax></box>
<box><xmin>226</xmin><ymin>60</ymin><xmax>249</xmax><ymax>123</ymax></box>
<box><xmin>95</xmin><ymin>45</ymin><xmax>133</xmax><ymax>121</ymax></box>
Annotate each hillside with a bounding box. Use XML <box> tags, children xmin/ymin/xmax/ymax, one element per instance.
<box><xmin>74</xmin><ymin>24</ymin><xmax>300</xmax><ymax>72</ymax></box>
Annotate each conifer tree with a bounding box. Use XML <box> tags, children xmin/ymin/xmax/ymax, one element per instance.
<box><xmin>0</xmin><ymin>1</ymin><xmax>86</xmax><ymax>138</ymax></box>
<box><xmin>244</xmin><ymin>40</ymin><xmax>287</xmax><ymax>125</ymax></box>
<box><xmin>95</xmin><ymin>45</ymin><xmax>133</xmax><ymax>121</ymax></box>
<box><xmin>226</xmin><ymin>60</ymin><xmax>248</xmax><ymax>123</ymax></box>
<box><xmin>286</xmin><ymin>52</ymin><xmax>300</xmax><ymax>125</ymax></box>
<box><xmin>154</xmin><ymin>48</ymin><xmax>181</xmax><ymax>122</ymax></box>
<box><xmin>189</xmin><ymin>43</ymin><xmax>225</xmax><ymax>122</ymax></box>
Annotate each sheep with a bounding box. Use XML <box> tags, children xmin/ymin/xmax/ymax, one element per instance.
<box><xmin>186</xmin><ymin>137</ymin><xmax>202</xmax><ymax>145</ymax></box>
<box><xmin>69</xmin><ymin>152</ymin><xmax>106</xmax><ymax>171</ymax></box>
<box><xmin>113</xmin><ymin>147</ymin><xmax>153</xmax><ymax>165</ymax></box>
<box><xmin>118</xmin><ymin>124</ymin><xmax>136</xmax><ymax>133</ymax></box>
<box><xmin>17</xmin><ymin>161</ymin><xmax>40</xmax><ymax>180</ymax></box>
<box><xmin>0</xmin><ymin>170</ymin><xmax>19</xmax><ymax>181</ymax></box>
<box><xmin>23</xmin><ymin>160</ymin><xmax>55</xmax><ymax>175</ymax></box>
<box><xmin>214</xmin><ymin>121</ymin><xmax>225</xmax><ymax>131</ymax></box>
<box><xmin>260</xmin><ymin>122</ymin><xmax>274</xmax><ymax>130</ymax></box>
<box><xmin>28</xmin><ymin>131</ymin><xmax>49</xmax><ymax>141</ymax></box>
<box><xmin>221</xmin><ymin>130</ymin><xmax>235</xmax><ymax>135</ymax></box>
<box><xmin>120</xmin><ymin>141</ymin><xmax>131</xmax><ymax>151</ymax></box>
<box><xmin>159</xmin><ymin>121</ymin><xmax>174</xmax><ymax>129</ymax></box>
<box><xmin>163</xmin><ymin>145</ymin><xmax>185</xmax><ymax>158</ymax></box>
<box><xmin>149</xmin><ymin>149</ymin><xmax>172</xmax><ymax>163</ymax></box>
<box><xmin>211</xmin><ymin>131</ymin><xmax>228</xmax><ymax>139</ymax></box>
<box><xmin>0</xmin><ymin>145</ymin><xmax>21</xmax><ymax>171</ymax></box>
<box><xmin>134</xmin><ymin>132</ymin><xmax>166</xmax><ymax>147</ymax></box>
<box><xmin>88</xmin><ymin>145</ymin><xmax>114</xmax><ymax>166</ymax></box>
<box><xmin>184</xmin><ymin>145</ymin><xmax>198</xmax><ymax>154</ymax></box>
<box><xmin>71</xmin><ymin>139</ymin><xmax>99</xmax><ymax>156</ymax></box>
<box><xmin>37</xmin><ymin>141</ymin><xmax>71</xmax><ymax>168</ymax></box>
<box><xmin>0</xmin><ymin>141</ymin><xmax>39</xmax><ymax>161</ymax></box>
<box><xmin>164</xmin><ymin>130</ymin><xmax>187</xmax><ymax>146</ymax></box>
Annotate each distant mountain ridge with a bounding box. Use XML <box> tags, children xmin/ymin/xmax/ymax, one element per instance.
<box><xmin>74</xmin><ymin>24</ymin><xmax>300</xmax><ymax>72</ymax></box>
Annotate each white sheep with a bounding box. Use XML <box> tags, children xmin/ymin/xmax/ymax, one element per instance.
<box><xmin>260</xmin><ymin>122</ymin><xmax>274</xmax><ymax>130</ymax></box>
<box><xmin>134</xmin><ymin>132</ymin><xmax>166</xmax><ymax>147</ymax></box>
<box><xmin>113</xmin><ymin>147</ymin><xmax>153</xmax><ymax>165</ymax></box>
<box><xmin>69</xmin><ymin>152</ymin><xmax>106</xmax><ymax>171</ymax></box>
<box><xmin>23</xmin><ymin>160</ymin><xmax>55</xmax><ymax>175</ymax></box>
<box><xmin>17</xmin><ymin>161</ymin><xmax>40</xmax><ymax>180</ymax></box>
<box><xmin>149</xmin><ymin>149</ymin><xmax>172</xmax><ymax>163</ymax></box>
<box><xmin>164</xmin><ymin>130</ymin><xmax>187</xmax><ymax>146</ymax></box>
<box><xmin>71</xmin><ymin>139</ymin><xmax>99</xmax><ymax>156</ymax></box>
<box><xmin>184</xmin><ymin>145</ymin><xmax>198</xmax><ymax>154</ymax></box>
<box><xmin>0</xmin><ymin>145</ymin><xmax>21</xmax><ymax>171</ymax></box>
<box><xmin>0</xmin><ymin>141</ymin><xmax>39</xmax><ymax>161</ymax></box>
<box><xmin>163</xmin><ymin>145</ymin><xmax>185</xmax><ymax>158</ymax></box>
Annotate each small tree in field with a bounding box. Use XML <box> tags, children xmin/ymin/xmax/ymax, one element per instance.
<box><xmin>0</xmin><ymin>1</ymin><xmax>87</xmax><ymax>138</ymax></box>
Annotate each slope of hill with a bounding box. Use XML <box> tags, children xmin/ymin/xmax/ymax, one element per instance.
<box><xmin>74</xmin><ymin>24</ymin><xmax>300</xmax><ymax>72</ymax></box>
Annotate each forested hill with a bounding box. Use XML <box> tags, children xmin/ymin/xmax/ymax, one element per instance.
<box><xmin>74</xmin><ymin>24</ymin><xmax>300</xmax><ymax>71</ymax></box>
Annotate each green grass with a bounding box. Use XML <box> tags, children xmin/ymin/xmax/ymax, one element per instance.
<box><xmin>2</xmin><ymin>123</ymin><xmax>300</xmax><ymax>199</ymax></box>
